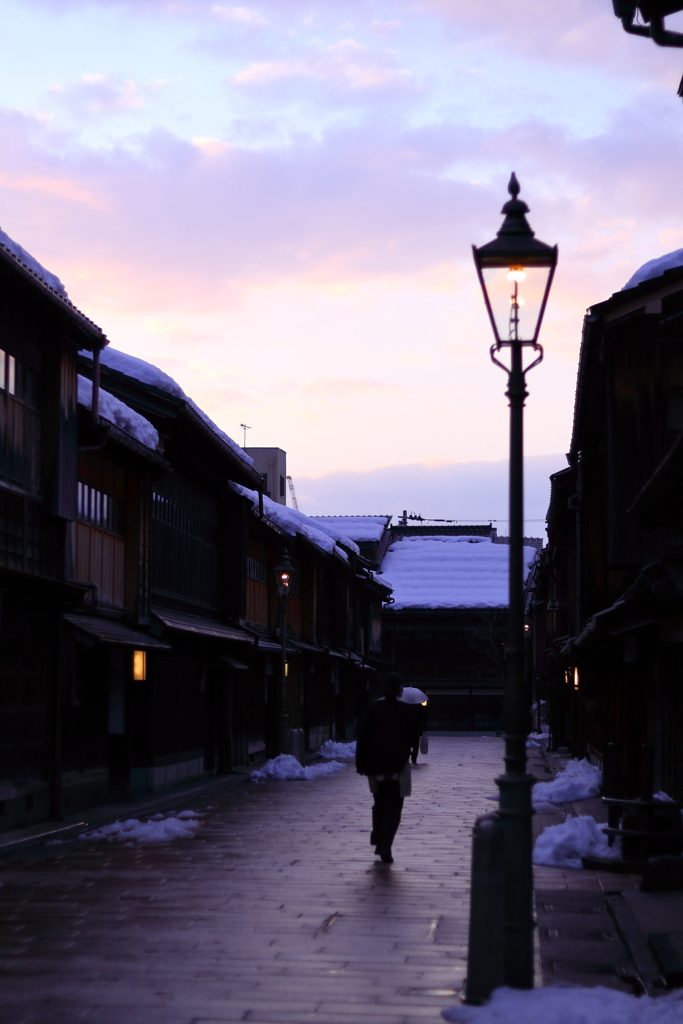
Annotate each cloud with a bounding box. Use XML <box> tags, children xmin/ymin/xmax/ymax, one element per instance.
<box><xmin>233</xmin><ymin>39</ymin><xmax>413</xmax><ymax>90</ymax></box>
<box><xmin>294</xmin><ymin>454</ymin><xmax>564</xmax><ymax>528</ymax></box>
<box><xmin>211</xmin><ymin>5</ymin><xmax>267</xmax><ymax>25</ymax></box>
<box><xmin>298</xmin><ymin>377</ymin><xmax>402</xmax><ymax>399</ymax></box>
<box><xmin>47</xmin><ymin>73</ymin><xmax>163</xmax><ymax>118</ymax></box>
<box><xmin>368</xmin><ymin>20</ymin><xmax>402</xmax><ymax>38</ymax></box>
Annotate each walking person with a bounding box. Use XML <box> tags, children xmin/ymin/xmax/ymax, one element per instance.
<box><xmin>355</xmin><ymin>672</ymin><xmax>419</xmax><ymax>864</ymax></box>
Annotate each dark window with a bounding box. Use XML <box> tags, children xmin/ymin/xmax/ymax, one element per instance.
<box><xmin>152</xmin><ymin>492</ymin><xmax>216</xmax><ymax>546</ymax></box>
<box><xmin>280</xmin><ymin>475</ymin><xmax>286</xmax><ymax>498</ymax></box>
<box><xmin>150</xmin><ymin>476</ymin><xmax>219</xmax><ymax>612</ymax></box>
<box><xmin>0</xmin><ymin>349</ymin><xmax>40</xmax><ymax>493</ymax></box>
<box><xmin>78</xmin><ymin>481</ymin><xmax>123</xmax><ymax>536</ymax></box>
<box><xmin>247</xmin><ymin>555</ymin><xmax>268</xmax><ymax>584</ymax></box>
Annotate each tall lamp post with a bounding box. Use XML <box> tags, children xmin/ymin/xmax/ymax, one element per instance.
<box><xmin>472</xmin><ymin>173</ymin><xmax>557</xmax><ymax>988</ymax></box>
<box><xmin>274</xmin><ymin>549</ymin><xmax>296</xmax><ymax>756</ymax></box>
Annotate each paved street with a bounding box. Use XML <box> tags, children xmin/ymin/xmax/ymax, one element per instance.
<box><xmin>0</xmin><ymin>736</ymin><xmax>503</xmax><ymax>1024</ymax></box>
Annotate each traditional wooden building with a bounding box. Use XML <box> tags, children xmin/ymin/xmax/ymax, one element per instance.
<box><xmin>0</xmin><ymin>232</ymin><xmax>109</xmax><ymax>831</ymax></box>
<box><xmin>378</xmin><ymin>523</ymin><xmax>538</xmax><ymax>731</ymax></box>
<box><xmin>0</xmin><ymin>227</ymin><xmax>392</xmax><ymax>836</ymax></box>
<box><xmin>532</xmin><ymin>255</ymin><xmax>683</xmax><ymax>799</ymax></box>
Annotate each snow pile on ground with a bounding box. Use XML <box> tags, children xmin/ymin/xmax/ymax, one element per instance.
<box><xmin>319</xmin><ymin>740</ymin><xmax>356</xmax><ymax>758</ymax></box>
<box><xmin>377</xmin><ymin>535</ymin><xmax>537</xmax><ymax>610</ymax></box>
<box><xmin>533</xmin><ymin>814</ymin><xmax>620</xmax><ymax>869</ymax></box>
<box><xmin>79</xmin><ymin>810</ymin><xmax>202</xmax><ymax>844</ymax></box>
<box><xmin>79</xmin><ymin>347</ymin><xmax>252</xmax><ymax>466</ymax></box>
<box><xmin>0</xmin><ymin>227</ymin><xmax>68</xmax><ymax>296</ymax></box>
<box><xmin>442</xmin><ymin>984</ymin><xmax>683</xmax><ymax>1024</ymax></box>
<box><xmin>250</xmin><ymin>754</ymin><xmax>347</xmax><ymax>782</ymax></box>
<box><xmin>309</xmin><ymin>516</ymin><xmax>390</xmax><ymax>543</ymax></box>
<box><xmin>526</xmin><ymin>731</ymin><xmax>549</xmax><ymax>748</ymax></box>
<box><xmin>623</xmin><ymin>247</ymin><xmax>683</xmax><ymax>291</ymax></box>
<box><xmin>231</xmin><ymin>483</ymin><xmax>359</xmax><ymax>560</ymax></box>
<box><xmin>78</xmin><ymin>376</ymin><xmax>159</xmax><ymax>450</ymax></box>
<box><xmin>532</xmin><ymin>758</ymin><xmax>601</xmax><ymax>810</ymax></box>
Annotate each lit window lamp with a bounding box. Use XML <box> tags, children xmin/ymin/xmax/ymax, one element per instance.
<box><xmin>133</xmin><ymin>650</ymin><xmax>147</xmax><ymax>681</ymax></box>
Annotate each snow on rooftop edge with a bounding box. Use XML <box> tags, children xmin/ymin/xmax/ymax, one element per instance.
<box><xmin>230</xmin><ymin>484</ymin><xmax>360</xmax><ymax>560</ymax></box>
<box><xmin>378</xmin><ymin>535</ymin><xmax>536</xmax><ymax>610</ymax></box>
<box><xmin>622</xmin><ymin>247</ymin><xmax>683</xmax><ymax>291</ymax></box>
<box><xmin>80</xmin><ymin>347</ymin><xmax>253</xmax><ymax>467</ymax></box>
<box><xmin>77</xmin><ymin>376</ymin><xmax>159</xmax><ymax>451</ymax></box>
<box><xmin>0</xmin><ymin>227</ymin><xmax>68</xmax><ymax>297</ymax></box>
<box><xmin>309</xmin><ymin>516</ymin><xmax>390</xmax><ymax>542</ymax></box>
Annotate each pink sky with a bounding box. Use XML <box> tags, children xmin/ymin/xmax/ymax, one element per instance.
<box><xmin>3</xmin><ymin>0</ymin><xmax>683</xmax><ymax>516</ymax></box>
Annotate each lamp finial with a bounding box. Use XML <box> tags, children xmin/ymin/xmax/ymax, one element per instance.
<box><xmin>508</xmin><ymin>172</ymin><xmax>520</xmax><ymax>199</ymax></box>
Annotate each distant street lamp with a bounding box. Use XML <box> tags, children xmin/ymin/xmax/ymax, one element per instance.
<box><xmin>274</xmin><ymin>548</ymin><xmax>296</xmax><ymax>756</ymax></box>
<box><xmin>471</xmin><ymin>173</ymin><xmax>557</xmax><ymax>990</ymax></box>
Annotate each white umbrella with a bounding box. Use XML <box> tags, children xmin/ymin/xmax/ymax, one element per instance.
<box><xmin>399</xmin><ymin>686</ymin><xmax>428</xmax><ymax>704</ymax></box>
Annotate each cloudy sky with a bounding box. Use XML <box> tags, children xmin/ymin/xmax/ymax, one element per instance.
<box><xmin>3</xmin><ymin>1</ymin><xmax>683</xmax><ymax>524</ymax></box>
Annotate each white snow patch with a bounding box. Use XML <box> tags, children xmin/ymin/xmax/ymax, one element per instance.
<box><xmin>377</xmin><ymin>535</ymin><xmax>536</xmax><ymax>610</ymax></box>
<box><xmin>231</xmin><ymin>483</ymin><xmax>358</xmax><ymax>559</ymax></box>
<box><xmin>309</xmin><ymin>516</ymin><xmax>390</xmax><ymax>543</ymax></box>
<box><xmin>78</xmin><ymin>375</ymin><xmax>159</xmax><ymax>450</ymax></box>
<box><xmin>442</xmin><ymin>984</ymin><xmax>683</xmax><ymax>1024</ymax></box>
<box><xmin>319</xmin><ymin>740</ymin><xmax>357</xmax><ymax>758</ymax></box>
<box><xmin>623</xmin><ymin>248</ymin><xmax>683</xmax><ymax>291</ymax></box>
<box><xmin>532</xmin><ymin>758</ymin><xmax>601</xmax><ymax>809</ymax></box>
<box><xmin>533</xmin><ymin>814</ymin><xmax>620</xmax><ymax>869</ymax></box>
<box><xmin>654</xmin><ymin>790</ymin><xmax>674</xmax><ymax>802</ymax></box>
<box><xmin>78</xmin><ymin>812</ymin><xmax>201</xmax><ymax>844</ymax></box>
<box><xmin>79</xmin><ymin>347</ymin><xmax>252</xmax><ymax>465</ymax></box>
<box><xmin>0</xmin><ymin>227</ymin><xmax>68</xmax><ymax>296</ymax></box>
<box><xmin>526</xmin><ymin>731</ymin><xmax>549</xmax><ymax>749</ymax></box>
<box><xmin>250</xmin><ymin>754</ymin><xmax>347</xmax><ymax>782</ymax></box>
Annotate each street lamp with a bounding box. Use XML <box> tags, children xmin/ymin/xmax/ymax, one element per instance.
<box><xmin>472</xmin><ymin>173</ymin><xmax>557</xmax><ymax>990</ymax></box>
<box><xmin>274</xmin><ymin>548</ymin><xmax>296</xmax><ymax>756</ymax></box>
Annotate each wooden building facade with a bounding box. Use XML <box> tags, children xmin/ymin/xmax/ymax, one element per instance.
<box><xmin>532</xmin><ymin>263</ymin><xmax>683</xmax><ymax>799</ymax></box>
<box><xmin>0</xmin><ymin>233</ymin><xmax>391</xmax><ymax>836</ymax></box>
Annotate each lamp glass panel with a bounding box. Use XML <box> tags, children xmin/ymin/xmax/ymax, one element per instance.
<box><xmin>481</xmin><ymin>264</ymin><xmax>551</xmax><ymax>342</ymax></box>
<box><xmin>133</xmin><ymin>650</ymin><xmax>147</xmax><ymax>681</ymax></box>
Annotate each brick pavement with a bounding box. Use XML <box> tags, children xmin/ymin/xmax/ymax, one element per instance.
<box><xmin>0</xmin><ymin>735</ymin><xmax>504</xmax><ymax>1024</ymax></box>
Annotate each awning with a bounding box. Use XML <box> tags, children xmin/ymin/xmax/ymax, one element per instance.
<box><xmin>64</xmin><ymin>614</ymin><xmax>171</xmax><ymax>650</ymax></box>
<box><xmin>219</xmin><ymin>656</ymin><xmax>249</xmax><ymax>671</ymax></box>
<box><xmin>151</xmin><ymin>609</ymin><xmax>255</xmax><ymax>643</ymax></box>
<box><xmin>290</xmin><ymin>639</ymin><xmax>324</xmax><ymax>654</ymax></box>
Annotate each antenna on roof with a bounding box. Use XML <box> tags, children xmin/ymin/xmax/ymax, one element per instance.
<box><xmin>240</xmin><ymin>423</ymin><xmax>251</xmax><ymax>448</ymax></box>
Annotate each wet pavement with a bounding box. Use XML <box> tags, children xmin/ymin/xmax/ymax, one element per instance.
<box><xmin>0</xmin><ymin>735</ymin><xmax>503</xmax><ymax>1024</ymax></box>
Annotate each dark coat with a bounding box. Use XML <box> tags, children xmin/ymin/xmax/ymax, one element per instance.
<box><xmin>409</xmin><ymin>702</ymin><xmax>428</xmax><ymax>737</ymax></box>
<box><xmin>355</xmin><ymin>697</ymin><xmax>419</xmax><ymax>777</ymax></box>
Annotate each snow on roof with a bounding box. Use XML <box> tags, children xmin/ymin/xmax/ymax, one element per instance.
<box><xmin>80</xmin><ymin>347</ymin><xmax>253</xmax><ymax>466</ymax></box>
<box><xmin>309</xmin><ymin>516</ymin><xmax>391</xmax><ymax>543</ymax></box>
<box><xmin>622</xmin><ymin>247</ymin><xmax>683</xmax><ymax>291</ymax></box>
<box><xmin>78</xmin><ymin>376</ymin><xmax>159</xmax><ymax>450</ymax></box>
<box><xmin>378</xmin><ymin>535</ymin><xmax>537</xmax><ymax>610</ymax></box>
<box><xmin>0</xmin><ymin>228</ymin><xmax>104</xmax><ymax>341</ymax></box>
<box><xmin>0</xmin><ymin>227</ymin><xmax>68</xmax><ymax>296</ymax></box>
<box><xmin>230</xmin><ymin>483</ymin><xmax>360</xmax><ymax>560</ymax></box>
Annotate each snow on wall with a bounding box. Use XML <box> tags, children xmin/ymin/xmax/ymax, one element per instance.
<box><xmin>77</xmin><ymin>376</ymin><xmax>159</xmax><ymax>450</ymax></box>
<box><xmin>230</xmin><ymin>483</ymin><xmax>359</xmax><ymax>559</ymax></box>
<box><xmin>378</xmin><ymin>535</ymin><xmax>536</xmax><ymax>610</ymax></box>
<box><xmin>623</xmin><ymin>247</ymin><xmax>683</xmax><ymax>291</ymax></box>
<box><xmin>79</xmin><ymin>347</ymin><xmax>253</xmax><ymax>466</ymax></box>
<box><xmin>310</xmin><ymin>516</ymin><xmax>390</xmax><ymax>542</ymax></box>
<box><xmin>0</xmin><ymin>227</ymin><xmax>68</xmax><ymax>296</ymax></box>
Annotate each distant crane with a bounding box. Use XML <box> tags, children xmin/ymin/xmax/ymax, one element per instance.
<box><xmin>286</xmin><ymin>476</ymin><xmax>301</xmax><ymax>512</ymax></box>
<box><xmin>240</xmin><ymin>423</ymin><xmax>251</xmax><ymax>448</ymax></box>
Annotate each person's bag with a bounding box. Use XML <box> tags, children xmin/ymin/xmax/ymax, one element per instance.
<box><xmin>420</xmin><ymin>735</ymin><xmax>429</xmax><ymax>755</ymax></box>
